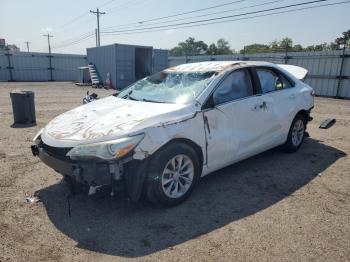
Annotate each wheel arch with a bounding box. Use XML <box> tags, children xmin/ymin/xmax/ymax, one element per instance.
<box><xmin>296</xmin><ymin>109</ymin><xmax>308</xmax><ymax>121</ymax></box>
<box><xmin>155</xmin><ymin>138</ymin><xmax>204</xmax><ymax>174</ymax></box>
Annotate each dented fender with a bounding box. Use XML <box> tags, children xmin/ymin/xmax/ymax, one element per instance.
<box><xmin>133</xmin><ymin>112</ymin><xmax>207</xmax><ymax>166</ymax></box>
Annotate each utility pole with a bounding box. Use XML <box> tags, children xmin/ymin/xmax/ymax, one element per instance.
<box><xmin>24</xmin><ymin>41</ymin><xmax>30</xmax><ymax>52</ymax></box>
<box><xmin>90</xmin><ymin>8</ymin><xmax>105</xmax><ymax>47</ymax></box>
<box><xmin>95</xmin><ymin>28</ymin><xmax>98</xmax><ymax>47</ymax></box>
<box><xmin>284</xmin><ymin>42</ymin><xmax>289</xmax><ymax>64</ymax></box>
<box><xmin>43</xmin><ymin>33</ymin><xmax>54</xmax><ymax>81</ymax></box>
<box><xmin>336</xmin><ymin>41</ymin><xmax>348</xmax><ymax>98</ymax></box>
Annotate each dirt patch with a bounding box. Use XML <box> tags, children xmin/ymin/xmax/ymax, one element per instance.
<box><xmin>0</xmin><ymin>82</ymin><xmax>349</xmax><ymax>262</ymax></box>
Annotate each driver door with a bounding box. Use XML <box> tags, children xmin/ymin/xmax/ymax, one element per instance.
<box><xmin>203</xmin><ymin>68</ymin><xmax>270</xmax><ymax>173</ymax></box>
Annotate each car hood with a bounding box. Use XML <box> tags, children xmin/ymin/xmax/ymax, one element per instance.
<box><xmin>41</xmin><ymin>96</ymin><xmax>192</xmax><ymax>147</ymax></box>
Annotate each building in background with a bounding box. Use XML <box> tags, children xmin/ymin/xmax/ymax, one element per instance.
<box><xmin>0</xmin><ymin>39</ymin><xmax>5</xmax><ymax>48</ymax></box>
<box><xmin>0</xmin><ymin>39</ymin><xmax>20</xmax><ymax>53</ymax></box>
<box><xmin>87</xmin><ymin>43</ymin><xmax>168</xmax><ymax>90</ymax></box>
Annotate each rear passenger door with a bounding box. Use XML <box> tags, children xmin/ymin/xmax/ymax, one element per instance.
<box><xmin>254</xmin><ymin>67</ymin><xmax>297</xmax><ymax>146</ymax></box>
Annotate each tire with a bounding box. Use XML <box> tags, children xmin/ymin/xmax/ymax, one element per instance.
<box><xmin>283</xmin><ymin>114</ymin><xmax>306</xmax><ymax>153</ymax></box>
<box><xmin>145</xmin><ymin>142</ymin><xmax>200</xmax><ymax>207</ymax></box>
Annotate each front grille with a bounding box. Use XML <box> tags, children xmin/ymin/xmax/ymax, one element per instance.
<box><xmin>42</xmin><ymin>142</ymin><xmax>72</xmax><ymax>161</ymax></box>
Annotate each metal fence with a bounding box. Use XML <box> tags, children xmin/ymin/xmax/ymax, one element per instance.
<box><xmin>169</xmin><ymin>49</ymin><xmax>350</xmax><ymax>98</ymax></box>
<box><xmin>0</xmin><ymin>51</ymin><xmax>87</xmax><ymax>81</ymax></box>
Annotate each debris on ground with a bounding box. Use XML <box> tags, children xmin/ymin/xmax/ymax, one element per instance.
<box><xmin>25</xmin><ymin>196</ymin><xmax>40</xmax><ymax>203</ymax></box>
<box><xmin>319</xmin><ymin>118</ymin><xmax>336</xmax><ymax>129</ymax></box>
<box><xmin>83</xmin><ymin>91</ymin><xmax>99</xmax><ymax>104</ymax></box>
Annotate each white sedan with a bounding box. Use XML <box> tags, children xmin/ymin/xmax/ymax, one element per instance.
<box><xmin>32</xmin><ymin>61</ymin><xmax>314</xmax><ymax>207</ymax></box>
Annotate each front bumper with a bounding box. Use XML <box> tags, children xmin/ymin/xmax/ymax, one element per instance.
<box><xmin>32</xmin><ymin>141</ymin><xmax>148</xmax><ymax>201</ymax></box>
<box><xmin>31</xmin><ymin>143</ymin><xmax>120</xmax><ymax>186</ymax></box>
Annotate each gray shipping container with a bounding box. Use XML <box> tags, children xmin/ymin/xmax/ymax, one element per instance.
<box><xmin>87</xmin><ymin>44</ymin><xmax>168</xmax><ymax>90</ymax></box>
<box><xmin>153</xmin><ymin>49</ymin><xmax>169</xmax><ymax>73</ymax></box>
<box><xmin>87</xmin><ymin>44</ymin><xmax>151</xmax><ymax>90</ymax></box>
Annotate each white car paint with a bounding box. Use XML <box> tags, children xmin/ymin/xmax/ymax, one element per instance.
<box><xmin>40</xmin><ymin>61</ymin><xmax>314</xmax><ymax>177</ymax></box>
<box><xmin>277</xmin><ymin>64</ymin><xmax>308</xmax><ymax>80</ymax></box>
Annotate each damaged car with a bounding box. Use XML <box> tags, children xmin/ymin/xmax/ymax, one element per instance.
<box><xmin>31</xmin><ymin>61</ymin><xmax>314</xmax><ymax>207</ymax></box>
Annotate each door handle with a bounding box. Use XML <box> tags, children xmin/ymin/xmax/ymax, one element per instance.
<box><xmin>289</xmin><ymin>94</ymin><xmax>296</xmax><ymax>99</ymax></box>
<box><xmin>252</xmin><ymin>101</ymin><xmax>267</xmax><ymax>111</ymax></box>
<box><xmin>259</xmin><ymin>101</ymin><xmax>267</xmax><ymax>109</ymax></box>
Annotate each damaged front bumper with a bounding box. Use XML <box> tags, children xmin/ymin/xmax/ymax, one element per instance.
<box><xmin>31</xmin><ymin>139</ymin><xmax>146</xmax><ymax>199</ymax></box>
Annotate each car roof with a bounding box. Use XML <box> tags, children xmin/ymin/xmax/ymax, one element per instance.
<box><xmin>165</xmin><ymin>61</ymin><xmax>274</xmax><ymax>73</ymax></box>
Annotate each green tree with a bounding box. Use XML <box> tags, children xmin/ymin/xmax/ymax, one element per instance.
<box><xmin>335</xmin><ymin>29</ymin><xmax>350</xmax><ymax>47</ymax></box>
<box><xmin>269</xmin><ymin>39</ymin><xmax>280</xmax><ymax>52</ymax></box>
<box><xmin>292</xmin><ymin>44</ymin><xmax>303</xmax><ymax>52</ymax></box>
<box><xmin>279</xmin><ymin>37</ymin><xmax>293</xmax><ymax>52</ymax></box>
<box><xmin>173</xmin><ymin>37</ymin><xmax>208</xmax><ymax>56</ymax></box>
<box><xmin>216</xmin><ymin>38</ymin><xmax>233</xmax><ymax>55</ymax></box>
<box><xmin>169</xmin><ymin>46</ymin><xmax>185</xmax><ymax>56</ymax></box>
<box><xmin>241</xmin><ymin>44</ymin><xmax>270</xmax><ymax>54</ymax></box>
<box><xmin>207</xmin><ymin>43</ymin><xmax>218</xmax><ymax>55</ymax></box>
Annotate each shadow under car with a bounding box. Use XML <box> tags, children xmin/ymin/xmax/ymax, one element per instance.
<box><xmin>36</xmin><ymin>138</ymin><xmax>346</xmax><ymax>257</ymax></box>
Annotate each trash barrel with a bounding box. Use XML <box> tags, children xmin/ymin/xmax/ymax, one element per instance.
<box><xmin>10</xmin><ymin>90</ymin><xmax>36</xmax><ymax>125</ymax></box>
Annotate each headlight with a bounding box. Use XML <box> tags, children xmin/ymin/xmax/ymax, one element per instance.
<box><xmin>66</xmin><ymin>134</ymin><xmax>144</xmax><ymax>160</ymax></box>
<box><xmin>33</xmin><ymin>128</ymin><xmax>43</xmax><ymax>143</ymax></box>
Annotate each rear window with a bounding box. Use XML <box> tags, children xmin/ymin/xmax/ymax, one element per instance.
<box><xmin>256</xmin><ymin>68</ymin><xmax>293</xmax><ymax>94</ymax></box>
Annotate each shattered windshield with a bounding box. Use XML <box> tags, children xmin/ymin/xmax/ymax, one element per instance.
<box><xmin>118</xmin><ymin>71</ymin><xmax>215</xmax><ymax>104</ymax></box>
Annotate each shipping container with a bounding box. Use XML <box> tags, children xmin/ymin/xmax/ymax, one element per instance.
<box><xmin>87</xmin><ymin>44</ymin><xmax>168</xmax><ymax>90</ymax></box>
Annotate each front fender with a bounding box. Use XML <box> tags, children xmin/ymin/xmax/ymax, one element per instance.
<box><xmin>132</xmin><ymin>112</ymin><xmax>207</xmax><ymax>163</ymax></box>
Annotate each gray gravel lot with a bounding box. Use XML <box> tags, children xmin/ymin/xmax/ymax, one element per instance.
<box><xmin>0</xmin><ymin>82</ymin><xmax>349</xmax><ymax>262</ymax></box>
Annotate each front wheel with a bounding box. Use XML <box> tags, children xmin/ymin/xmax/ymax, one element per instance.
<box><xmin>283</xmin><ymin>114</ymin><xmax>306</xmax><ymax>153</ymax></box>
<box><xmin>145</xmin><ymin>142</ymin><xmax>200</xmax><ymax>207</ymax></box>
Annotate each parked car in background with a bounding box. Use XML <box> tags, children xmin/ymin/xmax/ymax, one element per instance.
<box><xmin>32</xmin><ymin>61</ymin><xmax>314</xmax><ymax>207</ymax></box>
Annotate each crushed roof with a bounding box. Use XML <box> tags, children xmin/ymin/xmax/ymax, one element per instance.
<box><xmin>165</xmin><ymin>61</ymin><xmax>273</xmax><ymax>72</ymax></box>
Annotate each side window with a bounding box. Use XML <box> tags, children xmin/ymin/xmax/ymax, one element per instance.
<box><xmin>256</xmin><ymin>68</ymin><xmax>292</xmax><ymax>93</ymax></box>
<box><xmin>213</xmin><ymin>70</ymin><xmax>253</xmax><ymax>105</ymax></box>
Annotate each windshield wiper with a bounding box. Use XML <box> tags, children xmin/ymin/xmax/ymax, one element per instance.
<box><xmin>128</xmin><ymin>95</ymin><xmax>139</xmax><ymax>101</ymax></box>
<box><xmin>141</xmin><ymin>98</ymin><xmax>165</xmax><ymax>103</ymax></box>
<box><xmin>122</xmin><ymin>90</ymin><xmax>139</xmax><ymax>101</ymax></box>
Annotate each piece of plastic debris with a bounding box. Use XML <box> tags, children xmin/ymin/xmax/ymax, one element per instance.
<box><xmin>83</xmin><ymin>91</ymin><xmax>99</xmax><ymax>104</ymax></box>
<box><xmin>319</xmin><ymin>118</ymin><xmax>336</xmax><ymax>129</ymax></box>
<box><xmin>26</xmin><ymin>196</ymin><xmax>40</xmax><ymax>203</ymax></box>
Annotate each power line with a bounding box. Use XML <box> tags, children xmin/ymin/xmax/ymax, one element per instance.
<box><xmin>138</xmin><ymin>0</ymin><xmax>248</xmax><ymax>24</ymax></box>
<box><xmin>54</xmin><ymin>0</ymin><xmax>119</xmax><ymax>31</ymax></box>
<box><xmin>90</xmin><ymin>8</ymin><xmax>106</xmax><ymax>46</ymax></box>
<box><xmin>101</xmin><ymin>0</ymin><xmax>350</xmax><ymax>36</ymax></box>
<box><xmin>53</xmin><ymin>31</ymin><xmax>94</xmax><ymax>48</ymax></box>
<box><xmin>54</xmin><ymin>33</ymin><xmax>95</xmax><ymax>49</ymax></box>
<box><xmin>52</xmin><ymin>0</ymin><xmax>256</xmax><ymax>49</ymax></box>
<box><xmin>102</xmin><ymin>0</ymin><xmax>287</xmax><ymax>31</ymax></box>
<box><xmin>102</xmin><ymin>0</ymin><xmax>329</xmax><ymax>34</ymax></box>
<box><xmin>52</xmin><ymin>0</ymin><xmax>350</xmax><ymax>50</ymax></box>
<box><xmin>105</xmin><ymin>0</ymin><xmax>149</xmax><ymax>12</ymax></box>
<box><xmin>99</xmin><ymin>0</ymin><xmax>118</xmax><ymax>8</ymax></box>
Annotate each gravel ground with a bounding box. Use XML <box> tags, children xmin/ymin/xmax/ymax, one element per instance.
<box><xmin>0</xmin><ymin>82</ymin><xmax>349</xmax><ymax>262</ymax></box>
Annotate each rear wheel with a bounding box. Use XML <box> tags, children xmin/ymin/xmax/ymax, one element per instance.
<box><xmin>145</xmin><ymin>142</ymin><xmax>200</xmax><ymax>207</ymax></box>
<box><xmin>283</xmin><ymin>114</ymin><xmax>306</xmax><ymax>153</ymax></box>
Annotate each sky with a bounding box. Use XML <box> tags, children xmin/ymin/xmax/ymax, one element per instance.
<box><xmin>0</xmin><ymin>0</ymin><xmax>349</xmax><ymax>54</ymax></box>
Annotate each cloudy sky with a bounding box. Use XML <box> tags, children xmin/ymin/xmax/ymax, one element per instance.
<box><xmin>0</xmin><ymin>0</ymin><xmax>349</xmax><ymax>54</ymax></box>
